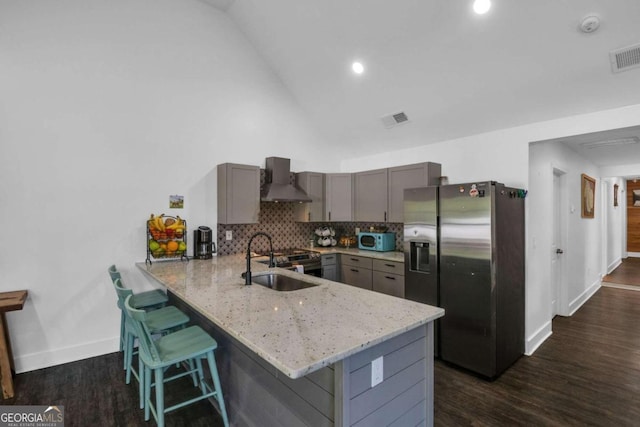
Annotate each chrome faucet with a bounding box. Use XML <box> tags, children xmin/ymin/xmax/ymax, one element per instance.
<box><xmin>243</xmin><ymin>232</ymin><xmax>275</xmax><ymax>285</ymax></box>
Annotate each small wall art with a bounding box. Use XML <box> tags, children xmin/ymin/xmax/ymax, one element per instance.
<box><xmin>169</xmin><ymin>195</ymin><xmax>184</xmax><ymax>209</ymax></box>
<box><xmin>581</xmin><ymin>174</ymin><xmax>596</xmax><ymax>218</ymax></box>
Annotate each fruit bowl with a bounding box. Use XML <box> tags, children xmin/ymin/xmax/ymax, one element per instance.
<box><xmin>146</xmin><ymin>214</ymin><xmax>188</xmax><ymax>264</ymax></box>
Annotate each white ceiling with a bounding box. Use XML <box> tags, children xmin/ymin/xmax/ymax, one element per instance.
<box><xmin>544</xmin><ymin>125</ymin><xmax>640</xmax><ymax>167</ymax></box>
<box><xmin>218</xmin><ymin>1</ymin><xmax>640</xmax><ymax>165</ymax></box>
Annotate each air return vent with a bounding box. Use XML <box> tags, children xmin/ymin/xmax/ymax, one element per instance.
<box><xmin>579</xmin><ymin>137</ymin><xmax>640</xmax><ymax>149</ymax></box>
<box><xmin>610</xmin><ymin>43</ymin><xmax>640</xmax><ymax>73</ymax></box>
<box><xmin>381</xmin><ymin>112</ymin><xmax>409</xmax><ymax>128</ymax></box>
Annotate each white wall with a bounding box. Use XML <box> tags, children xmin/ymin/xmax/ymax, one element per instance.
<box><xmin>529</xmin><ymin>141</ymin><xmax>601</xmax><ymax>317</ymax></box>
<box><xmin>341</xmin><ymin>103</ymin><xmax>640</xmax><ymax>355</ymax></box>
<box><xmin>602</xmin><ymin>177</ymin><xmax>625</xmax><ymax>272</ymax></box>
<box><xmin>0</xmin><ymin>0</ymin><xmax>331</xmax><ymax>373</ymax></box>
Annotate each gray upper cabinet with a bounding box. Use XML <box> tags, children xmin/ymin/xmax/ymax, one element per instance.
<box><xmin>217</xmin><ymin>163</ymin><xmax>260</xmax><ymax>224</ymax></box>
<box><xmin>325</xmin><ymin>173</ymin><xmax>353</xmax><ymax>222</ymax></box>
<box><xmin>294</xmin><ymin>172</ymin><xmax>325</xmax><ymax>222</ymax></box>
<box><xmin>354</xmin><ymin>168</ymin><xmax>388</xmax><ymax>222</ymax></box>
<box><xmin>387</xmin><ymin>162</ymin><xmax>442</xmax><ymax>223</ymax></box>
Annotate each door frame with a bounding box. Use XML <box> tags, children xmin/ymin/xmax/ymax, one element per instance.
<box><xmin>552</xmin><ymin>166</ymin><xmax>569</xmax><ymax>316</ymax></box>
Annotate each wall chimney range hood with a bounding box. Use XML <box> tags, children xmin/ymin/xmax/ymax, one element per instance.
<box><xmin>260</xmin><ymin>157</ymin><xmax>311</xmax><ymax>203</ymax></box>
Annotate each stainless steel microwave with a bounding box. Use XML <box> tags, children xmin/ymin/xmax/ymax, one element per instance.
<box><xmin>357</xmin><ymin>232</ymin><xmax>396</xmax><ymax>251</ymax></box>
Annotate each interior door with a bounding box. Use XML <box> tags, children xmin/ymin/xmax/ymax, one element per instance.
<box><xmin>551</xmin><ymin>169</ymin><xmax>566</xmax><ymax>317</ymax></box>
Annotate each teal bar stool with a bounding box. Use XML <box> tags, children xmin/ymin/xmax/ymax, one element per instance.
<box><xmin>113</xmin><ymin>278</ymin><xmax>190</xmax><ymax>391</ymax></box>
<box><xmin>108</xmin><ymin>265</ymin><xmax>168</xmax><ymax>352</ymax></box>
<box><xmin>124</xmin><ymin>295</ymin><xmax>229</xmax><ymax>427</ymax></box>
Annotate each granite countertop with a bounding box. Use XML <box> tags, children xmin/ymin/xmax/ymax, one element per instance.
<box><xmin>136</xmin><ymin>255</ymin><xmax>443</xmax><ymax>379</ymax></box>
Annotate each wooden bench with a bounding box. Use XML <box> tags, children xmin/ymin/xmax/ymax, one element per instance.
<box><xmin>0</xmin><ymin>290</ymin><xmax>28</xmax><ymax>399</ymax></box>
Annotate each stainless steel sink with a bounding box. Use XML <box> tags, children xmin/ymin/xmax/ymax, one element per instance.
<box><xmin>252</xmin><ymin>273</ymin><xmax>318</xmax><ymax>291</ymax></box>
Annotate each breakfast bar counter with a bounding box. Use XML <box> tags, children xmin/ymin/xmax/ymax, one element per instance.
<box><xmin>137</xmin><ymin>256</ymin><xmax>443</xmax><ymax>426</ymax></box>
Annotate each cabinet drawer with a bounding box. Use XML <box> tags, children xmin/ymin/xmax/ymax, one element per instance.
<box><xmin>340</xmin><ymin>265</ymin><xmax>372</xmax><ymax>290</ymax></box>
<box><xmin>341</xmin><ymin>255</ymin><xmax>373</xmax><ymax>269</ymax></box>
<box><xmin>372</xmin><ymin>259</ymin><xmax>404</xmax><ymax>276</ymax></box>
<box><xmin>372</xmin><ymin>271</ymin><xmax>405</xmax><ymax>298</ymax></box>
<box><xmin>321</xmin><ymin>254</ymin><xmax>338</xmax><ymax>266</ymax></box>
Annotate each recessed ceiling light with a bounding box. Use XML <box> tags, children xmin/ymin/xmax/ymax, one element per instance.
<box><xmin>473</xmin><ymin>0</ymin><xmax>491</xmax><ymax>15</ymax></box>
<box><xmin>352</xmin><ymin>61</ymin><xmax>364</xmax><ymax>75</ymax></box>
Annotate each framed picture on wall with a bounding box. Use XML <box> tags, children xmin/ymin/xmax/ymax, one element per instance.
<box><xmin>581</xmin><ymin>173</ymin><xmax>596</xmax><ymax>218</ymax></box>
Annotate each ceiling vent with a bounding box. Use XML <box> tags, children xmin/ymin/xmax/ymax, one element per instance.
<box><xmin>610</xmin><ymin>43</ymin><xmax>640</xmax><ymax>73</ymax></box>
<box><xmin>381</xmin><ymin>112</ymin><xmax>409</xmax><ymax>129</ymax></box>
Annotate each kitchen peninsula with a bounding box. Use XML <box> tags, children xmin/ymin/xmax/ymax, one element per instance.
<box><xmin>137</xmin><ymin>256</ymin><xmax>443</xmax><ymax>427</ymax></box>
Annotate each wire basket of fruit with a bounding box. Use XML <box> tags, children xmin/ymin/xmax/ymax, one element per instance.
<box><xmin>146</xmin><ymin>214</ymin><xmax>188</xmax><ymax>264</ymax></box>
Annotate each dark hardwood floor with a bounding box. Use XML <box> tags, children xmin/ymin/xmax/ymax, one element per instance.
<box><xmin>5</xmin><ymin>354</ymin><xmax>225</xmax><ymax>426</ymax></box>
<box><xmin>5</xmin><ymin>286</ymin><xmax>640</xmax><ymax>426</ymax></box>
<box><xmin>602</xmin><ymin>257</ymin><xmax>640</xmax><ymax>287</ymax></box>
<box><xmin>435</xmin><ymin>286</ymin><xmax>640</xmax><ymax>426</ymax></box>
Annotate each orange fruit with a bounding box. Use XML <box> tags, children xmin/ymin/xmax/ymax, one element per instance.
<box><xmin>166</xmin><ymin>241</ymin><xmax>179</xmax><ymax>252</ymax></box>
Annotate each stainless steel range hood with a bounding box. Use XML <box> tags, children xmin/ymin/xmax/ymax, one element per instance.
<box><xmin>260</xmin><ymin>157</ymin><xmax>311</xmax><ymax>203</ymax></box>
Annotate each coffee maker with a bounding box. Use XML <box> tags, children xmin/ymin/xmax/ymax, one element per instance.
<box><xmin>193</xmin><ymin>226</ymin><xmax>216</xmax><ymax>259</ymax></box>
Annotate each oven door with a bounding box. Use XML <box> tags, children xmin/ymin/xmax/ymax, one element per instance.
<box><xmin>288</xmin><ymin>262</ymin><xmax>322</xmax><ymax>277</ymax></box>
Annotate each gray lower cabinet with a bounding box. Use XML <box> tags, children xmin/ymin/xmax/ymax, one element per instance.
<box><xmin>372</xmin><ymin>259</ymin><xmax>404</xmax><ymax>299</ymax></box>
<box><xmin>321</xmin><ymin>253</ymin><xmax>339</xmax><ymax>282</ymax></box>
<box><xmin>340</xmin><ymin>255</ymin><xmax>373</xmax><ymax>290</ymax></box>
<box><xmin>338</xmin><ymin>255</ymin><xmax>405</xmax><ymax>297</ymax></box>
<box><xmin>217</xmin><ymin>163</ymin><xmax>260</xmax><ymax>224</ymax></box>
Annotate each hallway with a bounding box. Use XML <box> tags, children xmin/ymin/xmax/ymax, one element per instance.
<box><xmin>603</xmin><ymin>257</ymin><xmax>640</xmax><ymax>289</ymax></box>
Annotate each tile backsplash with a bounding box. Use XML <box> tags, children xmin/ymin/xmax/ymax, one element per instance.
<box><xmin>217</xmin><ymin>202</ymin><xmax>402</xmax><ymax>255</ymax></box>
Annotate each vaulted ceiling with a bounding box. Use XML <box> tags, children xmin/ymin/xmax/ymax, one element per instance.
<box><xmin>206</xmin><ymin>0</ymin><xmax>640</xmax><ymax>165</ymax></box>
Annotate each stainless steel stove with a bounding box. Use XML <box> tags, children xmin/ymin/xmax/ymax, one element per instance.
<box><xmin>255</xmin><ymin>248</ymin><xmax>322</xmax><ymax>276</ymax></box>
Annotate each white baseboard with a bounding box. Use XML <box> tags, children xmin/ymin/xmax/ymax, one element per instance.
<box><xmin>627</xmin><ymin>252</ymin><xmax>640</xmax><ymax>258</ymax></box>
<box><xmin>567</xmin><ymin>280</ymin><xmax>601</xmax><ymax>316</ymax></box>
<box><xmin>607</xmin><ymin>258</ymin><xmax>622</xmax><ymax>274</ymax></box>
<box><xmin>525</xmin><ymin>320</ymin><xmax>552</xmax><ymax>356</ymax></box>
<box><xmin>14</xmin><ymin>336</ymin><xmax>119</xmax><ymax>374</ymax></box>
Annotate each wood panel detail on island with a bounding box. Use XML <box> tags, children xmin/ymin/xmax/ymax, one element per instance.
<box><xmin>137</xmin><ymin>256</ymin><xmax>443</xmax><ymax>427</ymax></box>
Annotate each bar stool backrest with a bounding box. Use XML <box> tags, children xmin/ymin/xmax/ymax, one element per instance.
<box><xmin>108</xmin><ymin>265</ymin><xmax>121</xmax><ymax>282</ymax></box>
<box><xmin>123</xmin><ymin>294</ymin><xmax>162</xmax><ymax>363</ymax></box>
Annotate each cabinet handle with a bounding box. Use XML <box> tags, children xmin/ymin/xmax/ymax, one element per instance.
<box><xmin>326</xmin><ymin>256</ymin><xmax>334</xmax><ymax>261</ymax></box>
<box><xmin>384</xmin><ymin>276</ymin><xmax>396</xmax><ymax>280</ymax></box>
<box><xmin>351</xmin><ymin>268</ymin><xmax>359</xmax><ymax>273</ymax></box>
<box><xmin>350</xmin><ymin>258</ymin><xmax>359</xmax><ymax>262</ymax></box>
<box><xmin>328</xmin><ymin>211</ymin><xmax>331</xmax><ymax>221</ymax></box>
<box><xmin>384</xmin><ymin>211</ymin><xmax>387</xmax><ymax>222</ymax></box>
<box><xmin>384</xmin><ymin>264</ymin><xmax>396</xmax><ymax>268</ymax></box>
<box><xmin>308</xmin><ymin>212</ymin><xmax>311</xmax><ymax>221</ymax></box>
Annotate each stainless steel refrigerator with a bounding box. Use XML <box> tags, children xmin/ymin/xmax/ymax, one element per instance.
<box><xmin>404</xmin><ymin>181</ymin><xmax>525</xmax><ymax>378</ymax></box>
